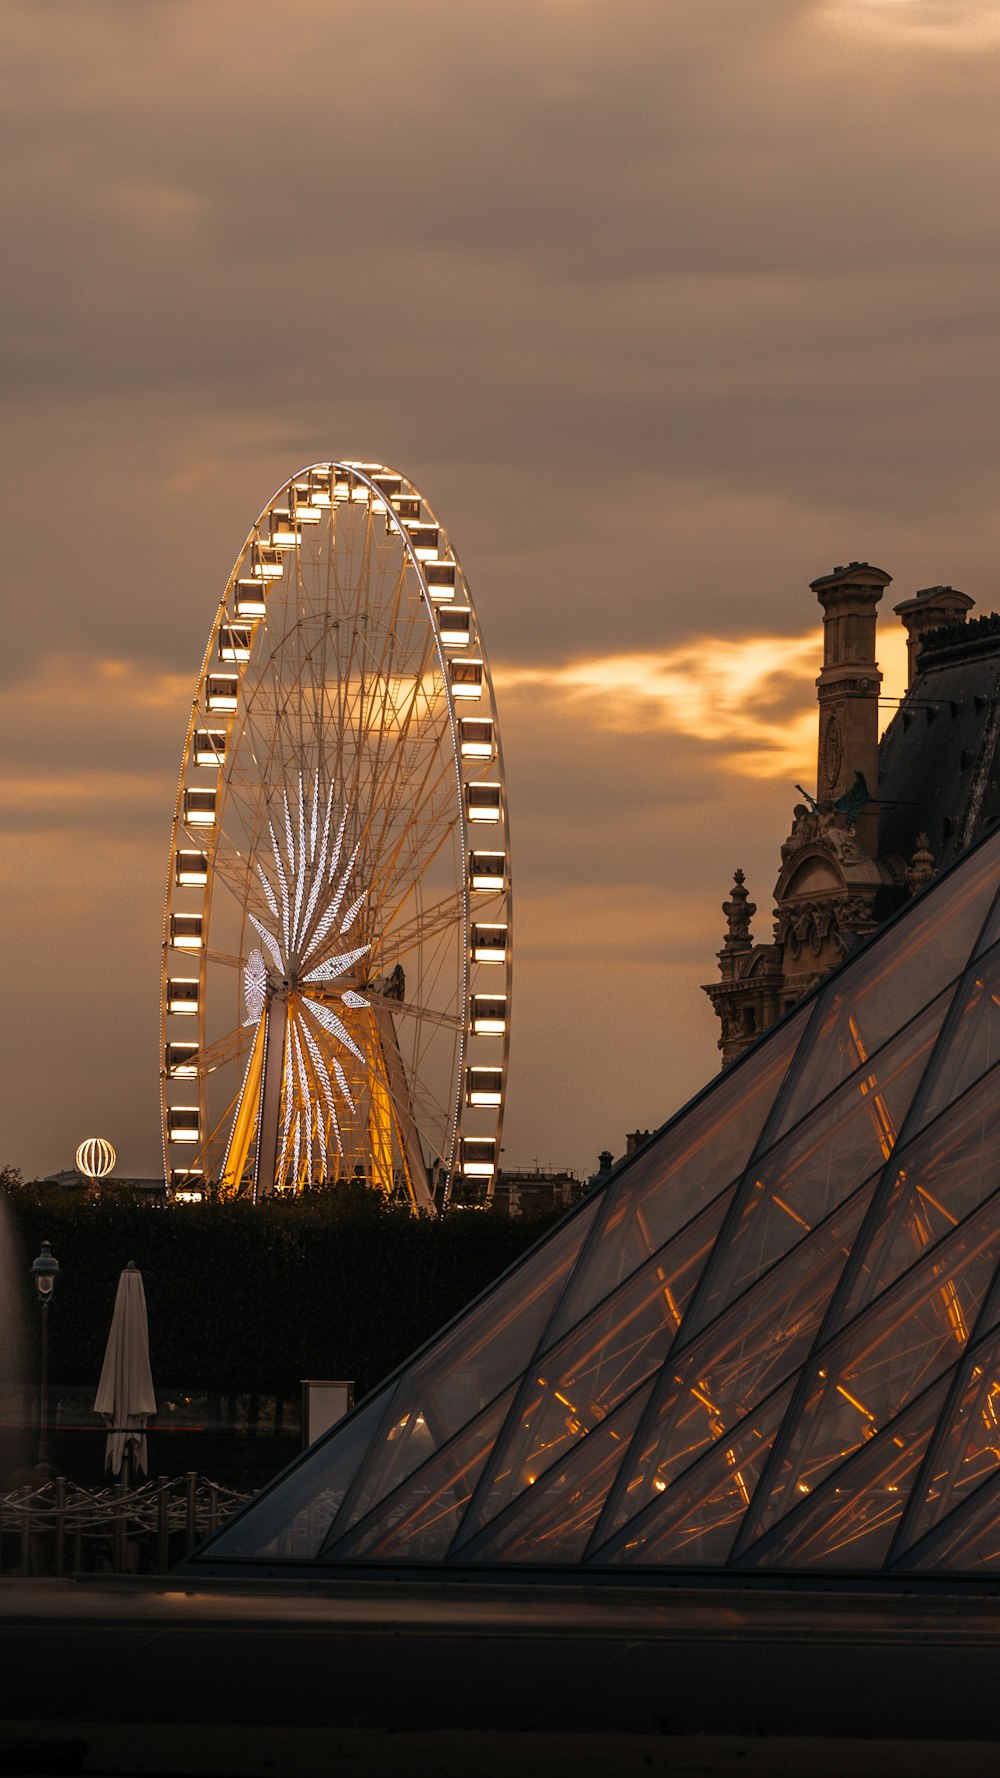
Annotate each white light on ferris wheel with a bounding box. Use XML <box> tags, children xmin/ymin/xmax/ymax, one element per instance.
<box><xmin>244</xmin><ymin>950</ymin><xmax>268</xmax><ymax>1024</ymax></box>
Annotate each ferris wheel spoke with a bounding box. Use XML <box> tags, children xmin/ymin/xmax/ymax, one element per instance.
<box><xmin>171</xmin><ymin>1024</ymin><xmax>255</xmax><ymax>1080</ymax></box>
<box><xmin>300</xmin><ymin>764</ymin><xmax>455</xmax><ymax>979</ymax></box>
<box><xmin>370</xmin><ymin>813</ymin><xmax>458</xmax><ymax>936</ymax></box>
<box><xmin>358</xmin><ymin>737</ymin><xmax>459</xmax><ymax>904</ymax></box>
<box><xmin>339</xmin><ymin>612</ymin><xmax>438</xmax><ymax>822</ymax></box>
<box><xmin>301</xmin><ymin>792</ymin><xmax>460</xmax><ymax>990</ymax></box>
<box><xmin>380</xmin><ymin>889</ymin><xmax>465</xmax><ymax>959</ymax></box>
<box><xmin>358</xmin><ymin>990</ymin><xmax>463</xmax><ymax>1034</ymax></box>
<box><xmin>400</xmin><ymin>1073</ymin><xmax>458</xmax><ymax>1141</ymax></box>
<box><xmin>209</xmin><ymin>842</ymin><xmax>272</xmax><ymax>925</ymax></box>
<box><xmin>358</xmin><ymin>692</ymin><xmax>452</xmax><ymax>892</ymax></box>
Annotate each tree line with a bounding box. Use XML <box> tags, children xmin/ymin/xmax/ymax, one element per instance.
<box><xmin>1</xmin><ymin>1176</ymin><xmax>566</xmax><ymax>1399</ymax></box>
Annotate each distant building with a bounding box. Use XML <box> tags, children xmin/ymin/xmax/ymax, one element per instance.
<box><xmin>623</xmin><ymin>1130</ymin><xmax>653</xmax><ymax>1157</ymax></box>
<box><xmin>704</xmin><ymin>566</ymin><xmax>1000</xmax><ymax>1063</ymax></box>
<box><xmin>493</xmin><ymin>1166</ymin><xmax>582</xmax><ymax>1216</ymax></box>
<box><xmin>588</xmin><ymin>1150</ymin><xmax>615</xmax><ymax>1192</ymax></box>
<box><xmin>40</xmin><ymin>1169</ymin><xmax>167</xmax><ymax>1200</ymax></box>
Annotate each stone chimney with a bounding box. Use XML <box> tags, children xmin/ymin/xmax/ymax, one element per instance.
<box><xmin>893</xmin><ymin>585</ymin><xmax>976</xmax><ymax>688</ymax></box>
<box><xmin>811</xmin><ymin>561</ymin><xmax>892</xmax><ymax>858</ymax></box>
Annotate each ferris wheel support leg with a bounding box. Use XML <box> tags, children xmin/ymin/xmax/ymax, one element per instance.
<box><xmin>375</xmin><ymin>1005</ymin><xmax>436</xmax><ymax>1213</ymax></box>
<box><xmin>366</xmin><ymin>1039</ymin><xmax>395</xmax><ymax>1197</ymax></box>
<box><xmin>253</xmin><ymin>998</ymin><xmax>287</xmax><ymax>1201</ymax></box>
<box><xmin>220</xmin><ymin>1015</ymin><xmax>266</xmax><ymax>1197</ymax></box>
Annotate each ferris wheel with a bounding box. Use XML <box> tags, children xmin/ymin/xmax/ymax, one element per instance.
<box><xmin>160</xmin><ymin>463</ymin><xmax>511</xmax><ymax>1208</ymax></box>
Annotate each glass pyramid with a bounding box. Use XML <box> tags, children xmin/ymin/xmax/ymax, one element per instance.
<box><xmin>188</xmin><ymin>824</ymin><xmax>1000</xmax><ymax>1577</ymax></box>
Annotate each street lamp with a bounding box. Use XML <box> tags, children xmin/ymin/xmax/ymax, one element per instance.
<box><xmin>30</xmin><ymin>1241</ymin><xmax>60</xmax><ymax>1475</ymax></box>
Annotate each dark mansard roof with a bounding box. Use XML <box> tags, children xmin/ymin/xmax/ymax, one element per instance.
<box><xmin>878</xmin><ymin>619</ymin><xmax>1000</xmax><ymax>872</ymax></box>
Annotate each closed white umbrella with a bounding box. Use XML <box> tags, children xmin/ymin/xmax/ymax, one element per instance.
<box><xmin>94</xmin><ymin>1260</ymin><xmax>156</xmax><ymax>1483</ymax></box>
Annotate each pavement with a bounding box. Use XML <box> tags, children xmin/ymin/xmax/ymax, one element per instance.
<box><xmin>3</xmin><ymin>1725</ymin><xmax>1000</xmax><ymax>1777</ymax></box>
<box><xmin>2</xmin><ymin>1576</ymin><xmax>1000</xmax><ymax>1771</ymax></box>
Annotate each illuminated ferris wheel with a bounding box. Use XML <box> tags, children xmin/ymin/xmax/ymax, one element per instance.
<box><xmin>160</xmin><ymin>462</ymin><xmax>511</xmax><ymax>1208</ymax></box>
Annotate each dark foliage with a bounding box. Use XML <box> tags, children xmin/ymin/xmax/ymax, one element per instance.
<box><xmin>2</xmin><ymin>1179</ymin><xmax>565</xmax><ymax>1398</ymax></box>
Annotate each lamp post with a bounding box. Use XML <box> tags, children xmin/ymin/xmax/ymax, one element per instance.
<box><xmin>31</xmin><ymin>1241</ymin><xmax>60</xmax><ymax>1475</ymax></box>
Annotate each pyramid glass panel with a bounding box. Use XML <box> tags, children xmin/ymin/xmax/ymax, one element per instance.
<box><xmin>680</xmin><ymin>994</ymin><xmax>948</xmax><ymax>1343</ymax></box>
<box><xmin>743</xmin><ymin>1377</ymin><xmax>949</xmax><ymax>1571</ymax></box>
<box><xmin>768</xmin><ymin>842</ymin><xmax>999</xmax><ymax>1139</ymax></box>
<box><xmin>972</xmin><ymin>886</ymin><xmax>1000</xmax><ymax>956</ymax></box>
<box><xmin>323</xmin><ymin>1387</ymin><xmax>518</xmax><ymax>1562</ymax></box>
<box><xmin>738</xmin><ymin>1193</ymin><xmax>1000</xmax><ymax>1549</ymax></box>
<box><xmin>454</xmin><ymin>1190</ymin><xmax>731</xmax><ymax>1548</ymax></box>
<box><xmin>834</xmin><ymin>1068</ymin><xmax>1000</xmax><ymax>1330</ymax></box>
<box><xmin>542</xmin><ymin>1008</ymin><xmax>811</xmax><ymax>1350</ymax></box>
<box><xmin>205</xmin><ymin>1385</ymin><xmax>396</xmax><ymax>1560</ymax></box>
<box><xmin>186</xmin><ymin>824</ymin><xmax>1000</xmax><ymax>1579</ymax></box>
<box><xmin>599</xmin><ymin>1380</ymin><xmax>796</xmax><ymax>1567</ymax></box>
<box><xmin>460</xmin><ymin>1380</ymin><xmax>655</xmax><ymax>1565</ymax></box>
<box><xmin>907</xmin><ymin>940</ymin><xmax>1000</xmax><ymax>1132</ymax></box>
<box><xmin>596</xmin><ymin>1178</ymin><xmax>876</xmax><ymax>1545</ymax></box>
<box><xmin>905</xmin><ymin>1467</ymin><xmax>1000</xmax><ymax>1571</ymax></box>
<box><xmin>332</xmin><ymin>1195</ymin><xmax>600</xmax><ymax>1535</ymax></box>
<box><xmin>894</xmin><ymin>1314</ymin><xmax>1000</xmax><ymax>1555</ymax></box>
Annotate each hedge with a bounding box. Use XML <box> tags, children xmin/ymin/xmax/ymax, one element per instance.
<box><xmin>1</xmin><ymin>1180</ymin><xmax>568</xmax><ymax>1400</ymax></box>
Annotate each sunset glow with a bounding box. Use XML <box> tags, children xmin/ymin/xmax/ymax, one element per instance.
<box><xmin>819</xmin><ymin>0</ymin><xmax>1000</xmax><ymax>48</ymax></box>
<box><xmin>3</xmin><ymin>0</ymin><xmax>998</xmax><ymax>1183</ymax></box>
<box><xmin>496</xmin><ymin>625</ymin><xmax>908</xmax><ymax>782</ymax></box>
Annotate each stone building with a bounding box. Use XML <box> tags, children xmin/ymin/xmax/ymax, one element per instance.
<box><xmin>704</xmin><ymin>564</ymin><xmax>1000</xmax><ymax>1064</ymax></box>
<box><xmin>40</xmin><ymin>1167</ymin><xmax>167</xmax><ymax>1199</ymax></box>
<box><xmin>492</xmin><ymin>1165</ymin><xmax>582</xmax><ymax>1216</ymax></box>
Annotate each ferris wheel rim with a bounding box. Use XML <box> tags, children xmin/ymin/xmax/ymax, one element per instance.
<box><xmin>160</xmin><ymin>460</ymin><xmax>511</xmax><ymax>1207</ymax></box>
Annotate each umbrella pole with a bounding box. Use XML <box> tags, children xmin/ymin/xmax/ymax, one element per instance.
<box><xmin>114</xmin><ymin>1475</ymin><xmax>124</xmax><ymax>1574</ymax></box>
<box><xmin>113</xmin><ymin>1450</ymin><xmax>130</xmax><ymax>1574</ymax></box>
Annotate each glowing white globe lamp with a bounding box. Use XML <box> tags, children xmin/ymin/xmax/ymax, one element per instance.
<box><xmin>76</xmin><ymin>1137</ymin><xmax>116</xmax><ymax>1192</ymax></box>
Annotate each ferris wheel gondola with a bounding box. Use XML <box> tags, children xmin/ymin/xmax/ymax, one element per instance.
<box><xmin>160</xmin><ymin>463</ymin><xmax>511</xmax><ymax>1208</ymax></box>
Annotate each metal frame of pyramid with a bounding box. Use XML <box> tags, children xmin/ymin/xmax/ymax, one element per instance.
<box><xmin>186</xmin><ymin>822</ymin><xmax>1000</xmax><ymax>1578</ymax></box>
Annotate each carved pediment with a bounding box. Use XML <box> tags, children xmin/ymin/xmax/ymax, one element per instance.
<box><xmin>745</xmin><ymin>945</ymin><xmax>782</xmax><ymax>979</ymax></box>
<box><xmin>782</xmin><ymin>853</ymin><xmax>843</xmax><ymax>898</ymax></box>
<box><xmin>775</xmin><ymin>809</ymin><xmax>882</xmax><ymax>904</ymax></box>
<box><xmin>776</xmin><ymin>844</ymin><xmax>883</xmax><ymax>905</ymax></box>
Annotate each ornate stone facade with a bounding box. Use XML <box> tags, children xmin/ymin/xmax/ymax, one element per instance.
<box><xmin>704</xmin><ymin>569</ymin><xmax>999</xmax><ymax>1066</ymax></box>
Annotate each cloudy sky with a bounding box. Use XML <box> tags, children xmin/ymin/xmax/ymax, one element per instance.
<box><xmin>3</xmin><ymin>0</ymin><xmax>1000</xmax><ymax>1182</ymax></box>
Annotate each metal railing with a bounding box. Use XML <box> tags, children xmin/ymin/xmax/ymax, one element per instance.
<box><xmin>0</xmin><ymin>1473</ymin><xmax>253</xmax><ymax>1576</ymax></box>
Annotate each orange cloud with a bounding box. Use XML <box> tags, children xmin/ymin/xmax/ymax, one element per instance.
<box><xmin>817</xmin><ymin>0</ymin><xmax>1000</xmax><ymax>50</ymax></box>
<box><xmin>496</xmin><ymin>627</ymin><xmax>907</xmax><ymax>782</ymax></box>
<box><xmin>0</xmin><ymin>656</ymin><xmax>188</xmax><ymax>831</ymax></box>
